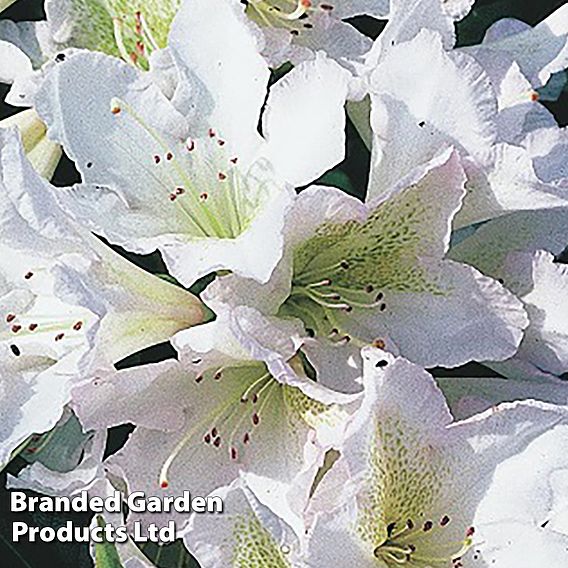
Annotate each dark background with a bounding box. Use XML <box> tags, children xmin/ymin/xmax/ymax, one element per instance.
<box><xmin>1</xmin><ymin>0</ymin><xmax>566</xmax><ymax>566</ymax></box>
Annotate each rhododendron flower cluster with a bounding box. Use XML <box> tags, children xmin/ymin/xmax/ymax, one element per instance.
<box><xmin>0</xmin><ymin>0</ymin><xmax>567</xmax><ymax>567</ymax></box>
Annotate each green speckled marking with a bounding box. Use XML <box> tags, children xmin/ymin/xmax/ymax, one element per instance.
<box><xmin>53</xmin><ymin>0</ymin><xmax>179</xmax><ymax>67</ymax></box>
<box><xmin>280</xmin><ymin>182</ymin><xmax>449</xmax><ymax>340</ymax></box>
<box><xmin>294</xmin><ymin>183</ymin><xmax>447</xmax><ymax>294</ymax></box>
<box><xmin>232</xmin><ymin>515</ymin><xmax>291</xmax><ymax>568</ymax></box>
<box><xmin>356</xmin><ymin>416</ymin><xmax>469</xmax><ymax>567</ymax></box>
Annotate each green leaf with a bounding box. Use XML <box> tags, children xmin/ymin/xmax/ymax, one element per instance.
<box><xmin>317</xmin><ymin>170</ymin><xmax>355</xmax><ymax>195</ymax></box>
<box><xmin>95</xmin><ymin>517</ymin><xmax>124</xmax><ymax>568</ymax></box>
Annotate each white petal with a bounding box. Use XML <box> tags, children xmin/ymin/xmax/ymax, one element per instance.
<box><xmin>471</xmin><ymin>520</ymin><xmax>568</xmax><ymax>567</ymax></box>
<box><xmin>438</xmin><ymin>375</ymin><xmax>568</xmax><ymax>421</ymax></box>
<box><xmin>0</xmin><ymin>350</ymin><xmax>88</xmax><ymax>468</ymax></box>
<box><xmin>501</xmin><ymin>251</ymin><xmax>568</xmax><ymax>376</ymax></box>
<box><xmin>440</xmin><ymin>0</ymin><xmax>475</xmax><ymax>21</ymax></box>
<box><xmin>449</xmin><ymin>208</ymin><xmax>568</xmax><ymax>279</ymax></box>
<box><xmin>262</xmin><ymin>52</ymin><xmax>351</xmax><ymax>187</ymax></box>
<box><xmin>365</xmin><ymin>0</ymin><xmax>456</xmax><ymax>76</ymax></box>
<box><xmin>168</xmin><ymin>0</ymin><xmax>269</xmax><ymax>151</ymax></box>
<box><xmin>306</xmin><ymin>502</ymin><xmax>372</xmax><ymax>566</ymax></box>
<box><xmin>287</xmin><ymin>13</ymin><xmax>373</xmax><ymax>65</ymax></box>
<box><xmin>53</xmin><ymin>243</ymin><xmax>206</xmax><ymax>365</ymax></box>
<box><xmin>359</xmin><ymin>259</ymin><xmax>528</xmax><ymax>368</ymax></box>
<box><xmin>473</xmin><ymin>425</ymin><xmax>568</xmax><ymax>567</ymax></box>
<box><xmin>454</xmin><ymin>144</ymin><xmax>568</xmax><ymax>228</ymax></box>
<box><xmin>368</xmin><ymin>29</ymin><xmax>497</xmax><ymax>196</ymax></box>
<box><xmin>524</xmin><ymin>125</ymin><xmax>568</xmax><ymax>184</ymax></box>
<box><xmin>0</xmin><ymin>40</ymin><xmax>33</xmax><ymax>83</ymax></box>
<box><xmin>160</xmin><ymin>182</ymin><xmax>295</xmax><ymax>286</ymax></box>
<box><xmin>0</xmin><ymin>128</ymin><xmax>81</xmax><ymax>254</ymax></box>
<box><xmin>72</xmin><ymin>360</ymin><xmax>187</xmax><ymax>432</ymax></box>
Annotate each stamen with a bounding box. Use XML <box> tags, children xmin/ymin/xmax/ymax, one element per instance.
<box><xmin>136</xmin><ymin>11</ymin><xmax>159</xmax><ymax>51</ymax></box>
<box><xmin>159</xmin><ymin>369</ymin><xmax>274</xmax><ymax>487</ymax></box>
<box><xmin>112</xmin><ymin>18</ymin><xmax>135</xmax><ymax>66</ymax></box>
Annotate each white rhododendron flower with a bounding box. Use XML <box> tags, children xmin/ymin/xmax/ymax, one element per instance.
<box><xmin>34</xmin><ymin>0</ymin><xmax>352</xmax><ymax>286</ymax></box>
<box><xmin>0</xmin><ymin>1</ymin><xmax>567</xmax><ymax>567</ymax></box>
<box><xmin>350</xmin><ymin>4</ymin><xmax>568</xmax><ymax>229</ymax></box>
<box><xmin>0</xmin><ymin>127</ymin><xmax>205</xmax><ymax>466</ymax></box>
<box><xmin>0</xmin><ymin>128</ymin><xmax>206</xmax><ymax>364</ymax></box>
<box><xmin>70</xmin><ymin>306</ymin><xmax>355</xmax><ymax>531</ymax></box>
<box><xmin>304</xmin><ymin>347</ymin><xmax>568</xmax><ymax>567</ymax></box>
<box><xmin>203</xmin><ymin>149</ymin><xmax>528</xmax><ymax>374</ymax></box>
